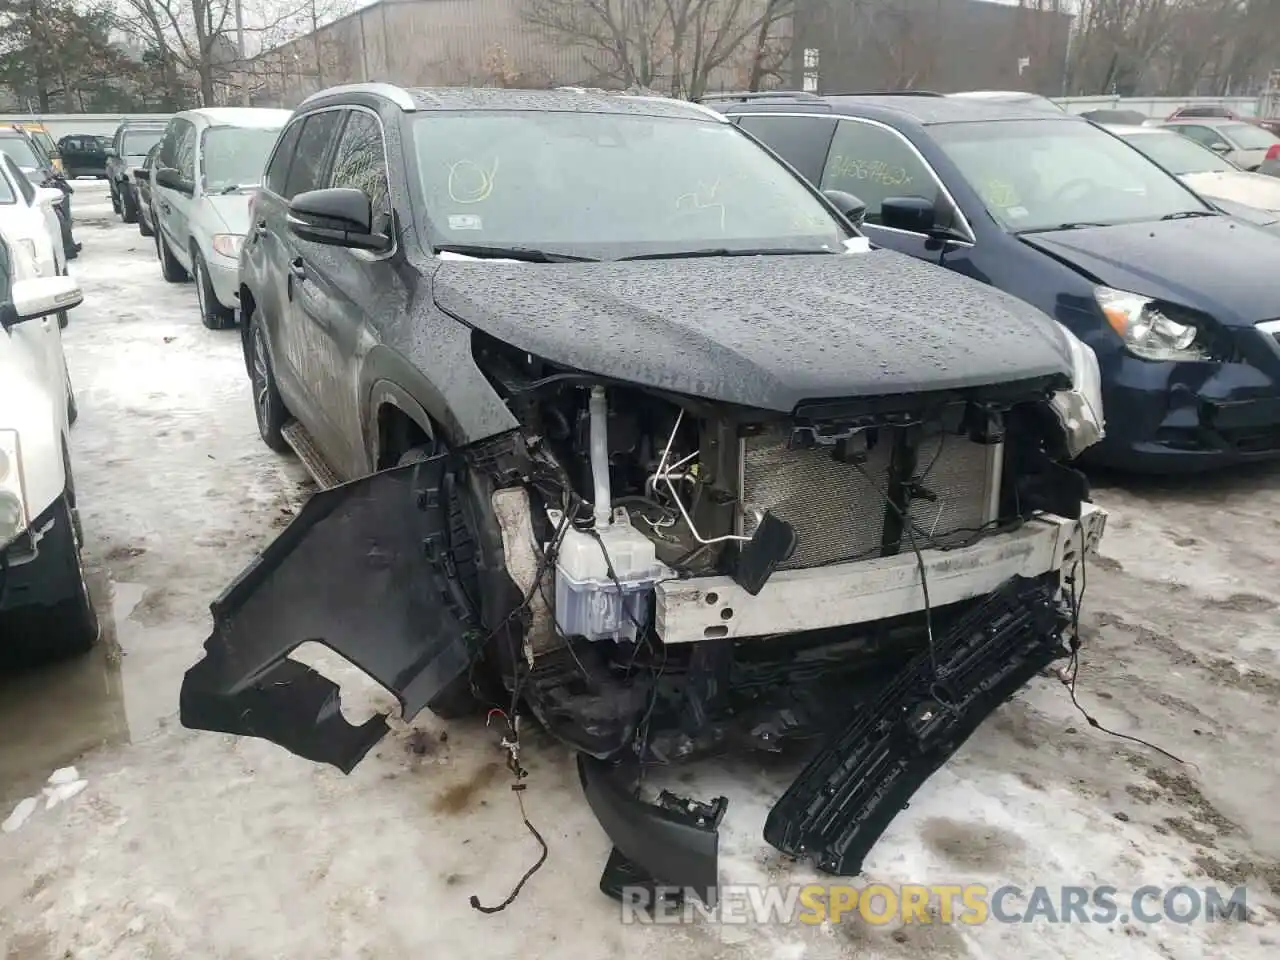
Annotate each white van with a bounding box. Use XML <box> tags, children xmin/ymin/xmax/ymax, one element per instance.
<box><xmin>0</xmin><ymin>229</ymin><xmax>97</xmax><ymax>660</ymax></box>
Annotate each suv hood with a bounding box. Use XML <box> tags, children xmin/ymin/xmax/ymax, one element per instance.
<box><xmin>1019</xmin><ymin>216</ymin><xmax>1280</xmax><ymax>326</ymax></box>
<box><xmin>432</xmin><ymin>250</ymin><xmax>1072</xmax><ymax>411</ymax></box>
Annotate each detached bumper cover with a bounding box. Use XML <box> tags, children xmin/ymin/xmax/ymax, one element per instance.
<box><xmin>179</xmin><ymin>456</ymin><xmax>480</xmax><ymax>772</ymax></box>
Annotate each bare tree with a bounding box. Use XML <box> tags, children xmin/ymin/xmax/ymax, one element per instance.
<box><xmin>120</xmin><ymin>0</ymin><xmax>354</xmax><ymax>106</ymax></box>
<box><xmin>522</xmin><ymin>0</ymin><xmax>795</xmax><ymax>98</ymax></box>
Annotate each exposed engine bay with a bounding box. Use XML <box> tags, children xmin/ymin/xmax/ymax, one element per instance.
<box><xmin>179</xmin><ymin>333</ymin><xmax>1107</xmax><ymax>910</ymax></box>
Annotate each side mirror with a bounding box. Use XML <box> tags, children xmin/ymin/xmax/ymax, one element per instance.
<box><xmin>155</xmin><ymin>166</ymin><xmax>193</xmax><ymax>194</ymax></box>
<box><xmin>1210</xmin><ymin>142</ymin><xmax>1231</xmax><ymax>154</ymax></box>
<box><xmin>287</xmin><ymin>187</ymin><xmax>386</xmax><ymax>251</ymax></box>
<box><xmin>132</xmin><ymin>167</ymin><xmax>150</xmax><ymax>181</ymax></box>
<box><xmin>822</xmin><ymin>189</ymin><xmax>867</xmax><ymax>227</ymax></box>
<box><xmin>36</xmin><ymin>186</ymin><xmax>64</xmax><ymax>206</ymax></box>
<box><xmin>104</xmin><ymin>147</ymin><xmax>118</xmax><ymax>158</ymax></box>
<box><xmin>880</xmin><ymin>196</ymin><xmax>938</xmax><ymax>234</ymax></box>
<box><xmin>0</xmin><ymin>276</ymin><xmax>83</xmax><ymax>330</ymax></box>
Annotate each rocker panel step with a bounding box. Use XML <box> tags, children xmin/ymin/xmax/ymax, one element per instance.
<box><xmin>281</xmin><ymin>420</ymin><xmax>343</xmax><ymax>491</ymax></box>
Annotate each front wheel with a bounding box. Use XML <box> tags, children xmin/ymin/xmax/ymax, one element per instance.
<box><xmin>249</xmin><ymin>309</ymin><xmax>290</xmax><ymax>454</ymax></box>
<box><xmin>194</xmin><ymin>251</ymin><xmax>235</xmax><ymax>329</ymax></box>
<box><xmin>120</xmin><ymin>184</ymin><xmax>138</xmax><ymax>224</ymax></box>
<box><xmin>138</xmin><ymin>207</ymin><xmax>153</xmax><ymax>238</ymax></box>
<box><xmin>3</xmin><ymin>495</ymin><xmax>99</xmax><ymax>664</ymax></box>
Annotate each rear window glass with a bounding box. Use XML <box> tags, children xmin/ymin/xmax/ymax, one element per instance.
<box><xmin>0</xmin><ymin>136</ymin><xmax>39</xmax><ymax>170</ymax></box>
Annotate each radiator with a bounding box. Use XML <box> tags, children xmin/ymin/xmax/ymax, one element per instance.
<box><xmin>739</xmin><ymin>428</ymin><xmax>999</xmax><ymax>570</ymax></box>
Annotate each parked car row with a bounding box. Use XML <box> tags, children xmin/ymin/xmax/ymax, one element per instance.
<box><xmin>0</xmin><ymin>125</ymin><xmax>80</xmax><ymax>263</ymax></box>
<box><xmin>703</xmin><ymin>91</ymin><xmax>1280</xmax><ymax>472</ymax></box>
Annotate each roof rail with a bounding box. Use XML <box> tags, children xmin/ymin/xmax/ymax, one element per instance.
<box><xmin>696</xmin><ymin>90</ymin><xmax>824</xmax><ymax>104</ymax></box>
<box><xmin>300</xmin><ymin>82</ymin><xmax>417</xmax><ymax>112</ymax></box>
<box><xmin>830</xmin><ymin>90</ymin><xmax>945</xmax><ymax>98</ymax></box>
<box><xmin>620</xmin><ymin>93</ymin><xmax>728</xmax><ymax>121</ymax></box>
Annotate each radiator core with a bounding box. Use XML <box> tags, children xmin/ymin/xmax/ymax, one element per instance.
<box><xmin>739</xmin><ymin>428</ymin><xmax>999</xmax><ymax>570</ymax></box>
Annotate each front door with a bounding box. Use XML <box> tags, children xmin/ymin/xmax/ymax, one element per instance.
<box><xmin>817</xmin><ymin>118</ymin><xmax>953</xmax><ymax>264</ymax></box>
<box><xmin>296</xmin><ymin>107</ymin><xmax>401</xmax><ymax>478</ymax></box>
<box><xmin>275</xmin><ymin>108</ymin><xmax>348</xmax><ymax>467</ymax></box>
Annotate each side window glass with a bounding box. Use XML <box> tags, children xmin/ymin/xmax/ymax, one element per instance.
<box><xmin>176</xmin><ymin>122</ymin><xmax>197</xmax><ymax>180</ymax></box>
<box><xmin>328</xmin><ymin>110</ymin><xmax>390</xmax><ymax>224</ymax></box>
<box><xmin>0</xmin><ymin>239</ymin><xmax>10</xmax><ymax>303</ymax></box>
<box><xmin>157</xmin><ymin>124</ymin><xmax>179</xmax><ymax>168</ymax></box>
<box><xmin>736</xmin><ymin>115</ymin><xmax>837</xmax><ymax>184</ymax></box>
<box><xmin>283</xmin><ymin>111</ymin><xmax>344</xmax><ymax>200</ymax></box>
<box><xmin>6</xmin><ymin>156</ymin><xmax>35</xmax><ymax>205</ymax></box>
<box><xmin>820</xmin><ymin>120</ymin><xmax>938</xmax><ymax>226</ymax></box>
<box><xmin>265</xmin><ymin>119</ymin><xmax>303</xmax><ymax>196</ymax></box>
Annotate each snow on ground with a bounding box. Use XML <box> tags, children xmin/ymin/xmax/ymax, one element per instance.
<box><xmin>2</xmin><ymin>182</ymin><xmax>1280</xmax><ymax>959</ymax></box>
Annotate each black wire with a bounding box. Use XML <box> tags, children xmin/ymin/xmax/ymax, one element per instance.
<box><xmin>1059</xmin><ymin>522</ymin><xmax>1189</xmax><ymax>767</ymax></box>
<box><xmin>469</xmin><ymin>786</ymin><xmax>549</xmax><ymax>914</ymax></box>
<box><xmin>852</xmin><ymin>459</ymin><xmax>942</xmax><ymax>681</ymax></box>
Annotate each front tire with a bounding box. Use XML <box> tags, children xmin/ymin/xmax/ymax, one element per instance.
<box><xmin>3</xmin><ymin>495</ymin><xmax>99</xmax><ymax>664</ymax></box>
<box><xmin>120</xmin><ymin>184</ymin><xmax>138</xmax><ymax>224</ymax></box>
<box><xmin>138</xmin><ymin>208</ymin><xmax>153</xmax><ymax>238</ymax></box>
<box><xmin>157</xmin><ymin>229</ymin><xmax>188</xmax><ymax>283</ymax></box>
<box><xmin>109</xmin><ymin>182</ymin><xmax>120</xmax><ymax>213</ymax></box>
<box><xmin>194</xmin><ymin>251</ymin><xmax>235</xmax><ymax>329</ymax></box>
<box><xmin>249</xmin><ymin>308</ymin><xmax>290</xmax><ymax>454</ymax></box>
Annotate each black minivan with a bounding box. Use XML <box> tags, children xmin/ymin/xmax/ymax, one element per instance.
<box><xmin>709</xmin><ymin>92</ymin><xmax>1280</xmax><ymax>472</ymax></box>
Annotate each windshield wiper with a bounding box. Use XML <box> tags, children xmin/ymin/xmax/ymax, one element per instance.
<box><xmin>218</xmin><ymin>183</ymin><xmax>251</xmax><ymax>195</ymax></box>
<box><xmin>1017</xmin><ymin>222</ymin><xmax>1113</xmax><ymax>234</ymax></box>
<box><xmin>434</xmin><ymin>243</ymin><xmax>598</xmax><ymax>263</ymax></box>
<box><xmin>1160</xmin><ymin>210</ymin><xmax>1217</xmax><ymax>220</ymax></box>
<box><xmin>617</xmin><ymin>247</ymin><xmax>837</xmax><ymax>261</ymax></box>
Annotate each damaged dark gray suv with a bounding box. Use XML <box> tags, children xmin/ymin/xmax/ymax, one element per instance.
<box><xmin>182</xmin><ymin>84</ymin><xmax>1109</xmax><ymax>906</ymax></box>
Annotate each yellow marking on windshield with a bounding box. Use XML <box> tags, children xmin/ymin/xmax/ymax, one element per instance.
<box><xmin>448</xmin><ymin>157</ymin><xmax>499</xmax><ymax>203</ymax></box>
<box><xmin>675</xmin><ymin>178</ymin><xmax>727</xmax><ymax>232</ymax></box>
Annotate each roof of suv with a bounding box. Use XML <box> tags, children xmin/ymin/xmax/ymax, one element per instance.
<box><xmin>301</xmin><ymin>83</ymin><xmax>726</xmax><ymax>122</ymax></box>
<box><xmin>711</xmin><ymin>92</ymin><xmax>1082</xmax><ymax>126</ymax></box>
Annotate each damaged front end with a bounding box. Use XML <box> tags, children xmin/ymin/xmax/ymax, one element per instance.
<box><xmin>181</xmin><ymin>332</ymin><xmax>1107</xmax><ymax>908</ymax></box>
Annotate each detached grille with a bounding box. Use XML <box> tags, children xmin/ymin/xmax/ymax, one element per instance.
<box><xmin>740</xmin><ymin>428</ymin><xmax>998</xmax><ymax>570</ymax></box>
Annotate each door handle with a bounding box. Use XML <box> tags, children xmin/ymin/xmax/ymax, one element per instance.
<box><xmin>254</xmin><ymin>219</ymin><xmax>268</xmax><ymax>238</ymax></box>
<box><xmin>289</xmin><ymin>257</ymin><xmax>307</xmax><ymax>281</ymax></box>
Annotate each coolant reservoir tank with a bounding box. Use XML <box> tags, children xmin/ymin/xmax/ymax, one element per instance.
<box><xmin>554</xmin><ymin>512</ymin><xmax>670</xmax><ymax>643</ymax></box>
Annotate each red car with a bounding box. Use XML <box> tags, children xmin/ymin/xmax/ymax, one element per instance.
<box><xmin>1166</xmin><ymin>103</ymin><xmax>1280</xmax><ymax>137</ymax></box>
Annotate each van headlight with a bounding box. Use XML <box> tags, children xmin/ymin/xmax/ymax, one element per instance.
<box><xmin>0</xmin><ymin>432</ymin><xmax>26</xmax><ymax>549</ymax></box>
<box><xmin>1095</xmin><ymin>286</ymin><xmax>1210</xmax><ymax>361</ymax></box>
<box><xmin>1050</xmin><ymin>328</ymin><xmax>1106</xmax><ymax>458</ymax></box>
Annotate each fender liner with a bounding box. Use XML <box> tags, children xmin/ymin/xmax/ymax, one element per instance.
<box><xmin>179</xmin><ymin>455</ymin><xmax>483</xmax><ymax>772</ymax></box>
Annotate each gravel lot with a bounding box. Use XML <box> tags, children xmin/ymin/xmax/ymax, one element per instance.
<box><xmin>2</xmin><ymin>181</ymin><xmax>1279</xmax><ymax>959</ymax></box>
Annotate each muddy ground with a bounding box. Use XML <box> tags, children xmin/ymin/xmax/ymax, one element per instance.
<box><xmin>1</xmin><ymin>183</ymin><xmax>1278</xmax><ymax>959</ymax></box>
